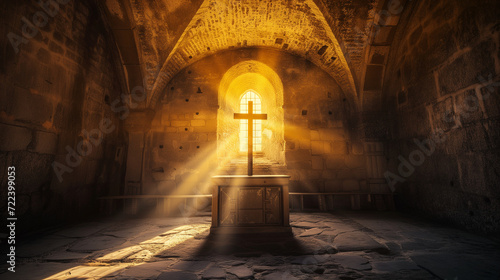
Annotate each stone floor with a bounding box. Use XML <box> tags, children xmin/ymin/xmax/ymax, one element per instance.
<box><xmin>1</xmin><ymin>211</ymin><xmax>500</xmax><ymax>280</ymax></box>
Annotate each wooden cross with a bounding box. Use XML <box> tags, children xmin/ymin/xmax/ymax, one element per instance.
<box><xmin>234</xmin><ymin>101</ymin><xmax>267</xmax><ymax>176</ymax></box>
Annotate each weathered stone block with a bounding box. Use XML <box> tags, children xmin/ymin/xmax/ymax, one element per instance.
<box><xmin>322</xmin><ymin>170</ymin><xmax>336</xmax><ymax>180</ymax></box>
<box><xmin>457</xmin><ymin>154</ymin><xmax>487</xmax><ymax>196</ymax></box>
<box><xmin>286</xmin><ymin>149</ymin><xmax>311</xmax><ymax>162</ymax></box>
<box><xmin>191</xmin><ymin>120</ymin><xmax>205</xmax><ymax>127</ymax></box>
<box><xmin>345</xmin><ymin>155</ymin><xmax>365</xmax><ymax>169</ymax></box>
<box><xmin>310</xmin><ymin>130</ymin><xmax>320</xmax><ymax>140</ymax></box>
<box><xmin>325</xmin><ymin>179</ymin><xmax>342</xmax><ymax>192</ymax></box>
<box><xmin>326</xmin><ymin>157</ymin><xmax>345</xmax><ymax>169</ymax></box>
<box><xmin>454</xmin><ymin>8</ymin><xmax>480</xmax><ymax>49</ymax></box>
<box><xmin>438</xmin><ymin>40</ymin><xmax>495</xmax><ymax>95</ymax></box>
<box><xmin>0</xmin><ymin>123</ymin><xmax>32</xmax><ymax>151</ymax></box>
<box><xmin>351</xmin><ymin>142</ymin><xmax>364</xmax><ymax>155</ymax></box>
<box><xmin>10</xmin><ymin>87</ymin><xmax>53</xmax><ymax>125</ymax></box>
<box><xmin>311</xmin><ymin>141</ymin><xmax>326</xmax><ymax>155</ymax></box>
<box><xmin>312</xmin><ymin>156</ymin><xmax>323</xmax><ymax>170</ymax></box>
<box><xmin>420</xmin><ymin>24</ymin><xmax>456</xmax><ymax>72</ymax></box>
<box><xmin>430</xmin><ymin>96</ymin><xmax>458</xmax><ymax>132</ymax></box>
<box><xmin>337</xmin><ymin>168</ymin><xmax>366</xmax><ymax>179</ymax></box>
<box><xmin>171</xmin><ymin>120</ymin><xmax>189</xmax><ymax>127</ymax></box>
<box><xmin>480</xmin><ymin>84</ymin><xmax>499</xmax><ymax>118</ymax></box>
<box><xmin>454</xmin><ymin>89</ymin><xmax>483</xmax><ymax>124</ymax></box>
<box><xmin>299</xmin><ymin>138</ymin><xmax>311</xmax><ymax>149</ymax></box>
<box><xmin>319</xmin><ymin>128</ymin><xmax>344</xmax><ymax>141</ymax></box>
<box><xmin>407</xmin><ymin>73</ymin><xmax>437</xmax><ymax>106</ymax></box>
<box><xmin>207</xmin><ymin>133</ymin><xmax>217</xmax><ymax>141</ymax></box>
<box><xmin>287</xmin><ymin>160</ymin><xmax>312</xmax><ymax>170</ymax></box>
<box><xmin>331</xmin><ymin>141</ymin><xmax>347</xmax><ymax>155</ymax></box>
<box><xmin>34</xmin><ymin>131</ymin><xmax>58</xmax><ymax>154</ymax></box>
<box><xmin>342</xmin><ymin>180</ymin><xmax>360</xmax><ymax>192</ymax></box>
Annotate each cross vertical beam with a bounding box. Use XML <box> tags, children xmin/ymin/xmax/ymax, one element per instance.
<box><xmin>234</xmin><ymin>101</ymin><xmax>267</xmax><ymax>176</ymax></box>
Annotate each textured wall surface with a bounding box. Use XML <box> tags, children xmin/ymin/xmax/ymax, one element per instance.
<box><xmin>146</xmin><ymin>48</ymin><xmax>374</xmax><ymax>207</ymax></box>
<box><xmin>0</xmin><ymin>0</ymin><xmax>498</xmax><ymax>235</ymax></box>
<box><xmin>0</xmin><ymin>1</ymin><xmax>127</xmax><ymax>231</ymax></box>
<box><xmin>384</xmin><ymin>0</ymin><xmax>500</xmax><ymax>233</ymax></box>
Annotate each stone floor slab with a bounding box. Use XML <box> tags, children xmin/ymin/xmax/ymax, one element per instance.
<box><xmin>228</xmin><ymin>266</ymin><xmax>254</xmax><ymax>279</ymax></box>
<box><xmin>44</xmin><ymin>251</ymin><xmax>90</xmax><ymax>262</ymax></box>
<box><xmin>119</xmin><ymin>260</ymin><xmax>174</xmax><ymax>278</ymax></box>
<box><xmin>68</xmin><ymin>235</ymin><xmax>126</xmax><ymax>252</ymax></box>
<box><xmin>334</xmin><ymin>231</ymin><xmax>387</xmax><ymax>252</ymax></box>
<box><xmin>3</xmin><ymin>212</ymin><xmax>500</xmax><ymax>280</ymax></box>
<box><xmin>54</xmin><ymin>222</ymin><xmax>110</xmax><ymax>238</ymax></box>
<box><xmin>331</xmin><ymin>253</ymin><xmax>372</xmax><ymax>271</ymax></box>
<box><xmin>410</xmin><ymin>253</ymin><xmax>500</xmax><ymax>280</ymax></box>
<box><xmin>158</xmin><ymin>271</ymin><xmax>198</xmax><ymax>280</ymax></box>
<box><xmin>171</xmin><ymin>260</ymin><xmax>211</xmax><ymax>272</ymax></box>
<box><xmin>371</xmin><ymin>260</ymin><xmax>420</xmax><ymax>272</ymax></box>
<box><xmin>202</xmin><ymin>267</ymin><xmax>226</xmax><ymax>279</ymax></box>
<box><xmin>18</xmin><ymin>236</ymin><xmax>77</xmax><ymax>258</ymax></box>
<box><xmin>299</xmin><ymin>228</ymin><xmax>324</xmax><ymax>237</ymax></box>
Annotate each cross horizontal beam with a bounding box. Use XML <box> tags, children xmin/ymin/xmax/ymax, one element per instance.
<box><xmin>234</xmin><ymin>113</ymin><xmax>267</xmax><ymax>120</ymax></box>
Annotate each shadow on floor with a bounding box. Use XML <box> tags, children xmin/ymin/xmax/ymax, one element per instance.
<box><xmin>193</xmin><ymin>232</ymin><xmax>310</xmax><ymax>257</ymax></box>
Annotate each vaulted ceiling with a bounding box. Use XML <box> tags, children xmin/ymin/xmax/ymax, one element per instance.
<box><xmin>101</xmin><ymin>0</ymin><xmax>408</xmax><ymax>111</ymax></box>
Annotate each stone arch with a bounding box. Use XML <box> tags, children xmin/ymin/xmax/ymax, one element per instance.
<box><xmin>217</xmin><ymin>60</ymin><xmax>285</xmax><ymax>166</ymax></box>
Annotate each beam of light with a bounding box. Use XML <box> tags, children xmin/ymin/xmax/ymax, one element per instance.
<box><xmin>155</xmin><ymin>131</ymin><xmax>243</xmax><ymax>217</ymax></box>
<box><xmin>42</xmin><ymin>224</ymin><xmax>209</xmax><ymax>280</ymax></box>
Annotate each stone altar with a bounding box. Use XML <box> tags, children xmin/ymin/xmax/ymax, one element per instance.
<box><xmin>210</xmin><ymin>175</ymin><xmax>291</xmax><ymax>234</ymax></box>
<box><xmin>210</xmin><ymin>101</ymin><xmax>291</xmax><ymax>234</ymax></box>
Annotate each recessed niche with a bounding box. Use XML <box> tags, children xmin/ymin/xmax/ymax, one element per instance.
<box><xmin>275</xmin><ymin>38</ymin><xmax>283</xmax><ymax>44</ymax></box>
<box><xmin>196</xmin><ymin>112</ymin><xmax>199</xmax><ymax>115</ymax></box>
<box><xmin>188</xmin><ymin>70</ymin><xmax>192</xmax><ymax>74</ymax></box>
<box><xmin>188</xmin><ymin>55</ymin><xmax>192</xmax><ymax>59</ymax></box>
<box><xmin>318</xmin><ymin>45</ymin><xmax>328</xmax><ymax>55</ymax></box>
<box><xmin>152</xmin><ymin>167</ymin><xmax>164</xmax><ymax>173</ymax></box>
<box><xmin>207</xmin><ymin>47</ymin><xmax>211</xmax><ymax>50</ymax></box>
<box><xmin>185</xmin><ymin>128</ymin><xmax>188</xmax><ymax>131</ymax></box>
<box><xmin>186</xmin><ymin>99</ymin><xmax>189</xmax><ymax>102</ymax></box>
<box><xmin>197</xmin><ymin>87</ymin><xmax>203</xmax><ymax>93</ymax></box>
<box><xmin>328</xmin><ymin>111</ymin><xmax>332</xmax><ymax>115</ymax></box>
<box><xmin>197</xmin><ymin>146</ymin><xmax>200</xmax><ymax>149</ymax></box>
<box><xmin>179</xmin><ymin>146</ymin><xmax>183</xmax><ymax>150</ymax></box>
<box><xmin>171</xmin><ymin>87</ymin><xmax>175</xmax><ymax>91</ymax></box>
<box><xmin>159</xmin><ymin>145</ymin><xmax>163</xmax><ymax>149</ymax></box>
<box><xmin>302</xmin><ymin>110</ymin><xmax>308</xmax><ymax>116</ymax></box>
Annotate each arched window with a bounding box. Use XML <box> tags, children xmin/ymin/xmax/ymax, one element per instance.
<box><xmin>239</xmin><ymin>90</ymin><xmax>262</xmax><ymax>152</ymax></box>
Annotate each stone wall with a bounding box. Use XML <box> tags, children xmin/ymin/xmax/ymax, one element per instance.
<box><xmin>146</xmin><ymin>48</ymin><xmax>371</xmax><ymax>206</ymax></box>
<box><xmin>0</xmin><ymin>0</ymin><xmax>127</xmax><ymax>231</ymax></box>
<box><xmin>384</xmin><ymin>0</ymin><xmax>500</xmax><ymax>233</ymax></box>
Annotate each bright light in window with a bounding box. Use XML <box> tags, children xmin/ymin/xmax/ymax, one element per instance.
<box><xmin>239</xmin><ymin>90</ymin><xmax>262</xmax><ymax>152</ymax></box>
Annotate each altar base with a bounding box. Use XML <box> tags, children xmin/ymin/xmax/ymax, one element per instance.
<box><xmin>210</xmin><ymin>175</ymin><xmax>291</xmax><ymax>234</ymax></box>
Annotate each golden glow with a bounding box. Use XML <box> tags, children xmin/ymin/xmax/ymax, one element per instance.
<box><xmin>218</xmin><ymin>60</ymin><xmax>285</xmax><ymax>165</ymax></box>
<box><xmin>43</xmin><ymin>224</ymin><xmax>209</xmax><ymax>280</ymax></box>
<box><xmin>239</xmin><ymin>90</ymin><xmax>262</xmax><ymax>152</ymax></box>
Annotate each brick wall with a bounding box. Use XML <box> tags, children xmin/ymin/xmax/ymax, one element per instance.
<box><xmin>384</xmin><ymin>0</ymin><xmax>500</xmax><ymax>233</ymax></box>
<box><xmin>146</xmin><ymin>48</ymin><xmax>372</xmax><ymax>208</ymax></box>
<box><xmin>0</xmin><ymin>0</ymin><xmax>127</xmax><ymax>231</ymax></box>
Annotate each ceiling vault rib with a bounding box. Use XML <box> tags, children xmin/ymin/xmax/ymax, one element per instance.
<box><xmin>145</xmin><ymin>0</ymin><xmax>361</xmax><ymax>111</ymax></box>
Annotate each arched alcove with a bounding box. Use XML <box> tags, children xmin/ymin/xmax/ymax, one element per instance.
<box><xmin>217</xmin><ymin>61</ymin><xmax>285</xmax><ymax>167</ymax></box>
